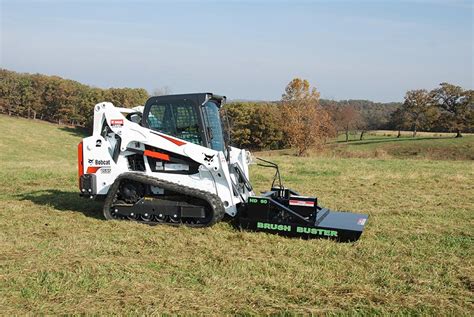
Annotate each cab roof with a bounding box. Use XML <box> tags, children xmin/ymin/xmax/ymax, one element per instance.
<box><xmin>146</xmin><ymin>93</ymin><xmax>226</xmax><ymax>107</ymax></box>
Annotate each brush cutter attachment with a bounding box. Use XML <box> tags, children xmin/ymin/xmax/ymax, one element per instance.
<box><xmin>236</xmin><ymin>158</ymin><xmax>368</xmax><ymax>242</ymax></box>
<box><xmin>237</xmin><ymin>188</ymin><xmax>368</xmax><ymax>242</ymax></box>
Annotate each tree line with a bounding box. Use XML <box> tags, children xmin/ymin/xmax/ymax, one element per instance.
<box><xmin>224</xmin><ymin>96</ymin><xmax>403</xmax><ymax>151</ymax></box>
<box><xmin>0</xmin><ymin>69</ymin><xmax>149</xmax><ymax>127</ymax></box>
<box><xmin>1</xmin><ymin>69</ymin><xmax>472</xmax><ymax>155</ymax></box>
<box><xmin>225</xmin><ymin>82</ymin><xmax>473</xmax><ymax>152</ymax></box>
<box><xmin>390</xmin><ymin>84</ymin><xmax>473</xmax><ymax>138</ymax></box>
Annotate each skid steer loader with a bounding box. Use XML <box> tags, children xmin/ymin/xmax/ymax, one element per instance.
<box><xmin>78</xmin><ymin>93</ymin><xmax>368</xmax><ymax>242</ymax></box>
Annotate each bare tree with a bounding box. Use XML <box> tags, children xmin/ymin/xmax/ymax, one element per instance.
<box><xmin>328</xmin><ymin>105</ymin><xmax>363</xmax><ymax>142</ymax></box>
<box><xmin>340</xmin><ymin>106</ymin><xmax>362</xmax><ymax>142</ymax></box>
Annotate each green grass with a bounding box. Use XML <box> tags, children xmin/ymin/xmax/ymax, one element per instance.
<box><xmin>263</xmin><ymin>131</ymin><xmax>474</xmax><ymax>160</ymax></box>
<box><xmin>1</xmin><ymin>115</ymin><xmax>473</xmax><ymax>315</ymax></box>
<box><xmin>331</xmin><ymin>134</ymin><xmax>474</xmax><ymax>160</ymax></box>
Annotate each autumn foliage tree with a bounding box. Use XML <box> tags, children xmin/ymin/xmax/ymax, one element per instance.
<box><xmin>0</xmin><ymin>69</ymin><xmax>149</xmax><ymax>128</ymax></box>
<box><xmin>281</xmin><ymin>78</ymin><xmax>335</xmax><ymax>156</ymax></box>
<box><xmin>330</xmin><ymin>105</ymin><xmax>363</xmax><ymax>142</ymax></box>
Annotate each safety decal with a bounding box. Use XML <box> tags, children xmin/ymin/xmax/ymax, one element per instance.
<box><xmin>289</xmin><ymin>200</ymin><xmax>315</xmax><ymax>207</ymax></box>
<box><xmin>357</xmin><ymin>218</ymin><xmax>367</xmax><ymax>226</ymax></box>
<box><xmin>111</xmin><ymin>119</ymin><xmax>124</xmax><ymax>127</ymax></box>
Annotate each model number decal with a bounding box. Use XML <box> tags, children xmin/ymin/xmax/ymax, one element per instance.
<box><xmin>101</xmin><ymin>167</ymin><xmax>111</xmax><ymax>174</ymax></box>
<box><xmin>248</xmin><ymin>198</ymin><xmax>268</xmax><ymax>204</ymax></box>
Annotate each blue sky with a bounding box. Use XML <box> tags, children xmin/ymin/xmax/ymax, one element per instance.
<box><xmin>1</xmin><ymin>0</ymin><xmax>472</xmax><ymax>102</ymax></box>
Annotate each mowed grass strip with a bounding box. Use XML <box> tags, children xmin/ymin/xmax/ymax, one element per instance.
<box><xmin>0</xmin><ymin>115</ymin><xmax>473</xmax><ymax>314</ymax></box>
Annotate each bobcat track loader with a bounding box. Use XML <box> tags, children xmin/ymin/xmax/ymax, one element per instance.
<box><xmin>78</xmin><ymin>93</ymin><xmax>368</xmax><ymax>242</ymax></box>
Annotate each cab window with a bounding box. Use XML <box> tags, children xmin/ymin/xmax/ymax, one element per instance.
<box><xmin>147</xmin><ymin>101</ymin><xmax>203</xmax><ymax>146</ymax></box>
<box><xmin>203</xmin><ymin>101</ymin><xmax>225</xmax><ymax>152</ymax></box>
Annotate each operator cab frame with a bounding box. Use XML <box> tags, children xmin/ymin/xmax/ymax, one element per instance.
<box><xmin>141</xmin><ymin>93</ymin><xmax>227</xmax><ymax>152</ymax></box>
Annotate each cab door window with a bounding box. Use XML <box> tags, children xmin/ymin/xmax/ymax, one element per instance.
<box><xmin>147</xmin><ymin>101</ymin><xmax>203</xmax><ymax>145</ymax></box>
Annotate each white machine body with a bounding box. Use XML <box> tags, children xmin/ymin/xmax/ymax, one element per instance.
<box><xmin>79</xmin><ymin>99</ymin><xmax>253</xmax><ymax>217</ymax></box>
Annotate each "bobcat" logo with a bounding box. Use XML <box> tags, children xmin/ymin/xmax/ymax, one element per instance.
<box><xmin>203</xmin><ymin>153</ymin><xmax>214</xmax><ymax>163</ymax></box>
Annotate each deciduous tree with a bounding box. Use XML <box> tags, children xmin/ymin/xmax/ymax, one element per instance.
<box><xmin>401</xmin><ymin>89</ymin><xmax>438</xmax><ymax>137</ymax></box>
<box><xmin>431</xmin><ymin>83</ymin><xmax>473</xmax><ymax>137</ymax></box>
<box><xmin>281</xmin><ymin>78</ymin><xmax>335</xmax><ymax>156</ymax></box>
<box><xmin>224</xmin><ymin>102</ymin><xmax>285</xmax><ymax>150</ymax></box>
<box><xmin>389</xmin><ymin>107</ymin><xmax>408</xmax><ymax>138</ymax></box>
<box><xmin>338</xmin><ymin>106</ymin><xmax>362</xmax><ymax>142</ymax></box>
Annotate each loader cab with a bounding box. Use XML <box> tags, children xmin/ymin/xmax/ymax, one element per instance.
<box><xmin>142</xmin><ymin>93</ymin><xmax>226</xmax><ymax>152</ymax></box>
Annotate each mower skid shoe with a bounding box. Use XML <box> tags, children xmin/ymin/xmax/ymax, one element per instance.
<box><xmin>239</xmin><ymin>209</ymin><xmax>368</xmax><ymax>242</ymax></box>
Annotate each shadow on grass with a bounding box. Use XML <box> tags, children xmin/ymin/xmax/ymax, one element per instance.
<box><xmin>19</xmin><ymin>189</ymin><xmax>104</xmax><ymax>220</ymax></box>
<box><xmin>341</xmin><ymin>136</ymin><xmax>453</xmax><ymax>146</ymax></box>
<box><xmin>330</xmin><ymin>136</ymin><xmax>410</xmax><ymax>145</ymax></box>
<box><xmin>334</xmin><ymin>136</ymin><xmax>395</xmax><ymax>144</ymax></box>
<box><xmin>59</xmin><ymin>126</ymin><xmax>90</xmax><ymax>138</ymax></box>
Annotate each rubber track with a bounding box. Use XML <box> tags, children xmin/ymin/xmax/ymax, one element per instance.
<box><xmin>103</xmin><ymin>172</ymin><xmax>225</xmax><ymax>227</ymax></box>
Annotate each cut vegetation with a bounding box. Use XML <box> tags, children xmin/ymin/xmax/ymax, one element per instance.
<box><xmin>0</xmin><ymin>115</ymin><xmax>473</xmax><ymax>315</ymax></box>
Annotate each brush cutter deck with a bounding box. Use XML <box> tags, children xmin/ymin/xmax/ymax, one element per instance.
<box><xmin>237</xmin><ymin>188</ymin><xmax>368</xmax><ymax>242</ymax></box>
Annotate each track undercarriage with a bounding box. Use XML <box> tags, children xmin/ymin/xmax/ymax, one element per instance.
<box><xmin>102</xmin><ymin>173</ymin><xmax>225</xmax><ymax>227</ymax></box>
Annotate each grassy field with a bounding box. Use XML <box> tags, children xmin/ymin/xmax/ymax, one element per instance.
<box><xmin>261</xmin><ymin>131</ymin><xmax>474</xmax><ymax>161</ymax></box>
<box><xmin>0</xmin><ymin>115</ymin><xmax>473</xmax><ymax>315</ymax></box>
